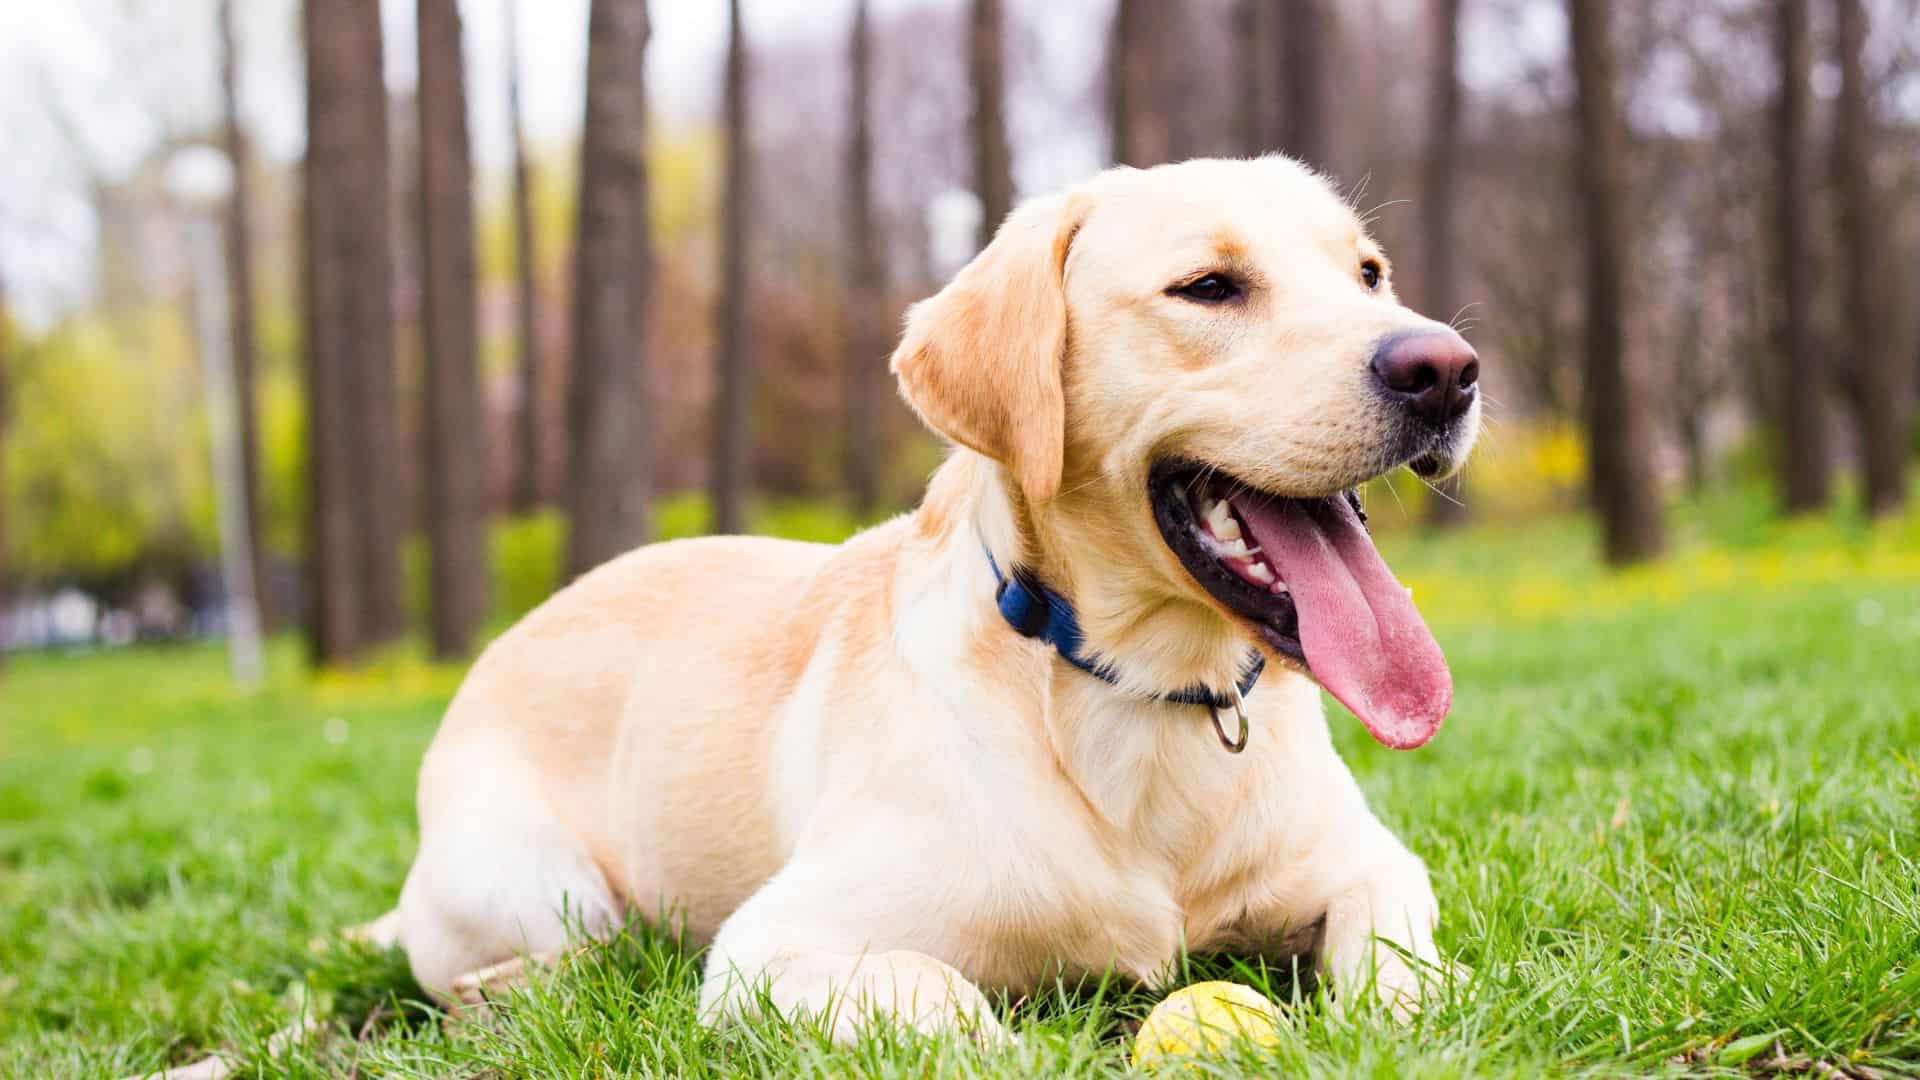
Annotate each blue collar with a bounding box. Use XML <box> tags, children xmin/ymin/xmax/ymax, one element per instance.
<box><xmin>985</xmin><ymin>548</ymin><xmax>1264</xmax><ymax>711</ymax></box>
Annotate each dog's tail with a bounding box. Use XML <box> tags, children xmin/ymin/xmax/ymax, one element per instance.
<box><xmin>123</xmin><ymin>911</ymin><xmax>403</xmax><ymax>1080</ymax></box>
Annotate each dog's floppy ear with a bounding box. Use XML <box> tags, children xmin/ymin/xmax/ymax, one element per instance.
<box><xmin>891</xmin><ymin>192</ymin><xmax>1090</xmax><ymax>508</ymax></box>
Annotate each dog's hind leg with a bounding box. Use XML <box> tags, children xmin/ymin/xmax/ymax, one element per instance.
<box><xmin>344</xmin><ymin>907</ymin><xmax>403</xmax><ymax>948</ymax></box>
<box><xmin>394</xmin><ymin>775</ymin><xmax>623</xmax><ymax>998</ymax></box>
<box><xmin>444</xmin><ymin>950</ymin><xmax>564</xmax><ymax>1016</ymax></box>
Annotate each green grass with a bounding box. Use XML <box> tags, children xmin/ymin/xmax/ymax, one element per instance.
<box><xmin>4</xmin><ymin>485</ymin><xmax>1919</xmax><ymax>1077</ymax></box>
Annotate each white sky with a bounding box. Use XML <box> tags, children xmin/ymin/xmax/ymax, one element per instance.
<box><xmin>0</xmin><ymin>0</ymin><xmax>945</xmax><ymax>326</ymax></box>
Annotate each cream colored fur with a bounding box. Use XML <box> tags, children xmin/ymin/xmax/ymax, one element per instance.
<box><xmin>389</xmin><ymin>156</ymin><xmax>1476</xmax><ymax>1042</ymax></box>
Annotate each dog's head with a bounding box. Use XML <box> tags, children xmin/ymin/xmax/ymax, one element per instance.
<box><xmin>892</xmin><ymin>157</ymin><xmax>1479</xmax><ymax>749</ymax></box>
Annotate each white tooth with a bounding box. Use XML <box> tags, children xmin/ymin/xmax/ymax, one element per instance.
<box><xmin>1245</xmin><ymin>561</ymin><xmax>1276</xmax><ymax>585</ymax></box>
<box><xmin>1219</xmin><ymin>538</ymin><xmax>1251</xmax><ymax>558</ymax></box>
<box><xmin>1206</xmin><ymin>499</ymin><xmax>1235</xmax><ymax>536</ymax></box>
<box><xmin>1272</xmin><ymin>581</ymin><xmax>1290</xmax><ymax>596</ymax></box>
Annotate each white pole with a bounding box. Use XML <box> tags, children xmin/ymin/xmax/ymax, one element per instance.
<box><xmin>177</xmin><ymin>158</ymin><xmax>264</xmax><ymax>689</ymax></box>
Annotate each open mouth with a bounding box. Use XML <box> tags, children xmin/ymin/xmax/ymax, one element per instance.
<box><xmin>1149</xmin><ymin>460</ymin><xmax>1452</xmax><ymax>749</ymax></box>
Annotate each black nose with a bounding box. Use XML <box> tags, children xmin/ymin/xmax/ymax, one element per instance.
<box><xmin>1369</xmin><ymin>330</ymin><xmax>1480</xmax><ymax>426</ymax></box>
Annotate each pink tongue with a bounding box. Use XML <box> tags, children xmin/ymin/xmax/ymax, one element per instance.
<box><xmin>1229</xmin><ymin>494</ymin><xmax>1451</xmax><ymax>749</ymax></box>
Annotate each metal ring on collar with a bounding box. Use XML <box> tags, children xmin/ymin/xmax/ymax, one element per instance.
<box><xmin>1212</xmin><ymin>681</ymin><xmax>1251</xmax><ymax>753</ymax></box>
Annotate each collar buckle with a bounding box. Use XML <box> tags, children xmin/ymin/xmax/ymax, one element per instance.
<box><xmin>1212</xmin><ymin>681</ymin><xmax>1251</xmax><ymax>753</ymax></box>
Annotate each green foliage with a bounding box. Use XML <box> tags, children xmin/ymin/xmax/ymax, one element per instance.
<box><xmin>490</xmin><ymin>510</ymin><xmax>565</xmax><ymax>624</ymax></box>
<box><xmin>1</xmin><ymin>302</ymin><xmax>308</xmax><ymax>583</ymax></box>
<box><xmin>752</xmin><ymin>499</ymin><xmax>879</xmax><ymax>545</ymax></box>
<box><xmin>652</xmin><ymin>490</ymin><xmax>872</xmax><ymax>545</ymax></box>
<box><xmin>5</xmin><ymin>495</ymin><xmax>1920</xmax><ymax>1076</ymax></box>
<box><xmin>652</xmin><ymin>490</ymin><xmax>717</xmax><ymax>541</ymax></box>
<box><xmin>478</xmin><ymin>496</ymin><xmax>877</xmax><ymax>628</ymax></box>
<box><xmin>258</xmin><ymin>365</ymin><xmax>307</xmax><ymax>560</ymax></box>
<box><xmin>3</xmin><ymin>308</ymin><xmax>213</xmax><ymax>582</ymax></box>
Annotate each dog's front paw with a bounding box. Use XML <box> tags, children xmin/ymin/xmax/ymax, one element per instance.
<box><xmin>831</xmin><ymin>949</ymin><xmax>1012</xmax><ymax>1046</ymax></box>
<box><xmin>703</xmin><ymin>945</ymin><xmax>1011</xmax><ymax>1047</ymax></box>
<box><xmin>1365</xmin><ymin>945</ymin><xmax>1430</xmax><ymax>1022</ymax></box>
<box><xmin>1326</xmin><ymin>937</ymin><xmax>1465</xmax><ymax>1023</ymax></box>
<box><xmin>1318</xmin><ymin>852</ymin><xmax>1445</xmax><ymax>1023</ymax></box>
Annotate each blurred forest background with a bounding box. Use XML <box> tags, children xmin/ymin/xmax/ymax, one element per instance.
<box><xmin>0</xmin><ymin>0</ymin><xmax>1916</xmax><ymax>671</ymax></box>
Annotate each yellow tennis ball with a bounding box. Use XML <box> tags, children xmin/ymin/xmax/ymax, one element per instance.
<box><xmin>1131</xmin><ymin>980</ymin><xmax>1283</xmax><ymax>1069</ymax></box>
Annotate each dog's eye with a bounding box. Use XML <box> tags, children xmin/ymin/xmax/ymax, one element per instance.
<box><xmin>1360</xmin><ymin>259</ymin><xmax>1383</xmax><ymax>291</ymax></box>
<box><xmin>1172</xmin><ymin>274</ymin><xmax>1241</xmax><ymax>304</ymax></box>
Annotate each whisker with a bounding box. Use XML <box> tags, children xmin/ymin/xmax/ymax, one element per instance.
<box><xmin>1055</xmin><ymin>474</ymin><xmax>1106</xmax><ymax>501</ymax></box>
<box><xmin>1378</xmin><ymin>471</ymin><xmax>1408</xmax><ymax>516</ymax></box>
<box><xmin>1359</xmin><ymin>198</ymin><xmax>1411</xmax><ymax>228</ymax></box>
<box><xmin>1413</xmin><ymin>472</ymin><xmax>1466</xmax><ymax>509</ymax></box>
<box><xmin>1344</xmin><ymin>172</ymin><xmax>1374</xmax><ymax>212</ymax></box>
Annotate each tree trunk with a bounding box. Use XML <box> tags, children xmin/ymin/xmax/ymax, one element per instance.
<box><xmin>303</xmin><ymin>0</ymin><xmax>402</xmax><ymax>661</ymax></box>
<box><xmin>1108</xmin><ymin>0</ymin><xmax>1135</xmax><ymax>166</ymax></box>
<box><xmin>969</xmin><ymin>0</ymin><xmax>1015</xmax><ymax>248</ymax></box>
<box><xmin>417</xmin><ymin>0</ymin><xmax>490</xmax><ymax>658</ymax></box>
<box><xmin>709</xmin><ymin>0</ymin><xmax>753</xmax><ymax>534</ymax></box>
<box><xmin>1567</xmin><ymin>0</ymin><xmax>1665</xmax><ymax>565</ymax></box>
<box><xmin>356</xmin><ymin>58</ymin><xmax>405</xmax><ymax>645</ymax></box>
<box><xmin>1276</xmin><ymin>0</ymin><xmax>1331</xmax><ymax>170</ymax></box>
<box><xmin>1676</xmin><ymin>283</ymin><xmax>1712</xmax><ymax>495</ymax></box>
<box><xmin>506</xmin><ymin>0</ymin><xmax>544</xmax><ymax>514</ymax></box>
<box><xmin>1833</xmin><ymin>0</ymin><xmax>1907</xmax><ymax>516</ymax></box>
<box><xmin>1422</xmin><ymin>0</ymin><xmax>1468</xmax><ymax>526</ymax></box>
<box><xmin>1108</xmin><ymin>0</ymin><xmax>1172</xmax><ymax>166</ymax></box>
<box><xmin>217</xmin><ymin>0</ymin><xmax>273</xmax><ymax>627</ymax></box>
<box><xmin>0</xmin><ymin>272</ymin><xmax>8</xmax><ymax>676</ymax></box>
<box><xmin>843</xmin><ymin>0</ymin><xmax>882</xmax><ymax>515</ymax></box>
<box><xmin>564</xmin><ymin>0</ymin><xmax>653</xmax><ymax>577</ymax></box>
<box><xmin>1234</xmin><ymin>0</ymin><xmax>1270</xmax><ymax>156</ymax></box>
<box><xmin>1774</xmin><ymin>0</ymin><xmax>1829</xmax><ymax>512</ymax></box>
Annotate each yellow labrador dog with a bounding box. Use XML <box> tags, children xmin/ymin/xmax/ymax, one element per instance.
<box><xmin>389</xmin><ymin>155</ymin><xmax>1479</xmax><ymax>1041</ymax></box>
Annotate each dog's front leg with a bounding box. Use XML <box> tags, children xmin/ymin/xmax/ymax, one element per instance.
<box><xmin>698</xmin><ymin>871</ymin><xmax>1007</xmax><ymax>1045</ymax></box>
<box><xmin>1317</xmin><ymin>844</ymin><xmax>1443</xmax><ymax>1020</ymax></box>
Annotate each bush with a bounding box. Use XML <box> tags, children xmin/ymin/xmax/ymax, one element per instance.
<box><xmin>478</xmin><ymin>496</ymin><xmax>880</xmax><ymax>628</ymax></box>
<box><xmin>491</xmin><ymin>511</ymin><xmax>567</xmax><ymax>624</ymax></box>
